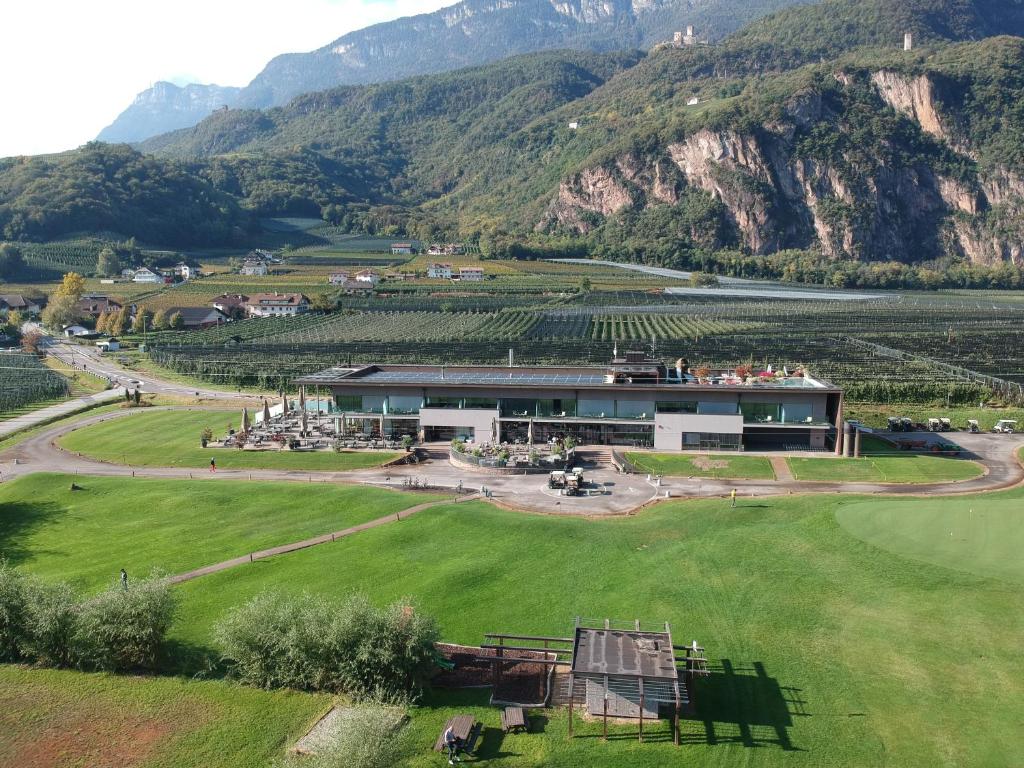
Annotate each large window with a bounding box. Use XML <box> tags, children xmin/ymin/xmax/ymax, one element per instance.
<box><xmin>388</xmin><ymin>395</ymin><xmax>422</xmax><ymax>415</ymax></box>
<box><xmin>578</xmin><ymin>398</ymin><xmax>615</xmax><ymax>419</ymax></box>
<box><xmin>616</xmin><ymin>400</ymin><xmax>655</xmax><ymax>420</ymax></box>
<box><xmin>463</xmin><ymin>397</ymin><xmax>499</xmax><ymax>410</ymax></box>
<box><xmin>361</xmin><ymin>395</ymin><xmax>386</xmax><ymax>414</ymax></box>
<box><xmin>782</xmin><ymin>403</ymin><xmax>813</xmax><ymax>423</ymax></box>
<box><xmin>425</xmin><ymin>396</ymin><xmax>462</xmax><ymax>409</ymax></box>
<box><xmin>698</xmin><ymin>401</ymin><xmax>739</xmax><ymax>415</ymax></box>
<box><xmin>657</xmin><ymin>401</ymin><xmax>698</xmax><ymax>414</ymax></box>
<box><xmin>741</xmin><ymin>402</ymin><xmax>782</xmax><ymax>423</ymax></box>
<box><xmin>537</xmin><ymin>399</ymin><xmax>576</xmax><ymax>418</ymax></box>
<box><xmin>501</xmin><ymin>398</ymin><xmax>537</xmax><ymax>417</ymax></box>
<box><xmin>683</xmin><ymin>433</ymin><xmax>742</xmax><ymax>451</ymax></box>
<box><xmin>335</xmin><ymin>395</ymin><xmax>361</xmax><ymax>411</ymax></box>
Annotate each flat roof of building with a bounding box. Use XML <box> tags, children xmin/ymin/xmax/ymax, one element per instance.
<box><xmin>572</xmin><ymin>626</ymin><xmax>678</xmax><ymax>681</ymax></box>
<box><xmin>295</xmin><ymin>364</ymin><xmax>838</xmax><ymax>392</ymax></box>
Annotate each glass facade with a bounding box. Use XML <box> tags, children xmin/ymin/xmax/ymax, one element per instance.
<box><xmin>335</xmin><ymin>395</ymin><xmax>362</xmax><ymax>411</ymax></box>
<box><xmin>682</xmin><ymin>433</ymin><xmax>743</xmax><ymax>451</ymax></box>
<box><xmin>741</xmin><ymin>402</ymin><xmax>782</xmax><ymax>423</ymax></box>
<box><xmin>697</xmin><ymin>401</ymin><xmax>739</xmax><ymax>415</ymax></box>
<box><xmin>388</xmin><ymin>394</ymin><xmax>422</xmax><ymax>415</ymax></box>
<box><xmin>424</xmin><ymin>396</ymin><xmax>462</xmax><ymax>409</ymax></box>
<box><xmin>657</xmin><ymin>401</ymin><xmax>698</xmax><ymax>414</ymax></box>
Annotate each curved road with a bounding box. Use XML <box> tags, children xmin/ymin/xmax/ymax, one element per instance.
<box><xmin>3</xmin><ymin>407</ymin><xmax>1022</xmax><ymax>515</ymax></box>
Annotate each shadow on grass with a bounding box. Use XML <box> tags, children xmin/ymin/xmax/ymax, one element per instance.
<box><xmin>683</xmin><ymin>660</ymin><xmax>804</xmax><ymax>751</ymax></box>
<box><xmin>0</xmin><ymin>500</ymin><xmax>65</xmax><ymax>568</ymax></box>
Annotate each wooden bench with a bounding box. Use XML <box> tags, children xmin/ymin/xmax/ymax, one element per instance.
<box><xmin>501</xmin><ymin>706</ymin><xmax>528</xmax><ymax>734</ymax></box>
<box><xmin>433</xmin><ymin>714</ymin><xmax>481</xmax><ymax>755</ymax></box>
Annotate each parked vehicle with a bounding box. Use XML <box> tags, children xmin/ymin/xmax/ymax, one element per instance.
<box><xmin>967</xmin><ymin>419</ymin><xmax>980</xmax><ymax>433</ymax></box>
<box><xmin>992</xmin><ymin>420</ymin><xmax>1018</xmax><ymax>434</ymax></box>
<box><xmin>939</xmin><ymin>418</ymin><xmax>952</xmax><ymax>432</ymax></box>
<box><xmin>927</xmin><ymin>418</ymin><xmax>943</xmax><ymax>432</ymax></box>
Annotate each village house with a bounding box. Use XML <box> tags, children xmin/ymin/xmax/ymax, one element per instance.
<box><xmin>165</xmin><ymin>306</ymin><xmax>229</xmax><ymax>329</ymax></box>
<box><xmin>354</xmin><ymin>269</ymin><xmax>380</xmax><ymax>284</ymax></box>
<box><xmin>174</xmin><ymin>263</ymin><xmax>200</xmax><ymax>281</ymax></box>
<box><xmin>244</xmin><ymin>292</ymin><xmax>310</xmax><ymax>318</ymax></box>
<box><xmin>132</xmin><ymin>267</ymin><xmax>162</xmax><ymax>284</ymax></box>
<box><xmin>62</xmin><ymin>324</ymin><xmax>91</xmax><ymax>337</ymax></box>
<box><xmin>390</xmin><ymin>242</ymin><xmax>417</xmax><ymax>255</ymax></box>
<box><xmin>76</xmin><ymin>295</ymin><xmax>123</xmax><ymax>319</ymax></box>
<box><xmin>0</xmin><ymin>294</ymin><xmax>42</xmax><ymax>316</ymax></box>
<box><xmin>426</xmin><ymin>243</ymin><xmax>465</xmax><ymax>256</ymax></box>
<box><xmin>120</xmin><ymin>268</ymin><xmax>137</xmax><ymax>280</ymax></box>
<box><xmin>427</xmin><ymin>263</ymin><xmax>453</xmax><ymax>279</ymax></box>
<box><xmin>329</xmin><ymin>272</ymin><xmax>351</xmax><ymax>285</ymax></box>
<box><xmin>240</xmin><ymin>259</ymin><xmax>269</xmax><ymax>276</ymax></box>
<box><xmin>335</xmin><ymin>280</ymin><xmax>374</xmax><ymax>295</ymax></box>
<box><xmin>211</xmin><ymin>294</ymin><xmax>249</xmax><ymax>318</ymax></box>
<box><xmin>458</xmin><ymin>266</ymin><xmax>484</xmax><ymax>282</ymax></box>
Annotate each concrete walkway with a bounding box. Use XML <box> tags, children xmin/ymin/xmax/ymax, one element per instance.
<box><xmin>0</xmin><ymin>388</ymin><xmax>122</xmax><ymax>440</ymax></box>
<box><xmin>770</xmin><ymin>456</ymin><xmax>795</xmax><ymax>482</ymax></box>
<box><xmin>2</xmin><ymin>407</ymin><xmax>1023</xmax><ymax>516</ymax></box>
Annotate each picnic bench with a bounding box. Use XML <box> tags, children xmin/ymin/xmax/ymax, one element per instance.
<box><xmin>433</xmin><ymin>714</ymin><xmax>481</xmax><ymax>755</ymax></box>
<box><xmin>501</xmin><ymin>706</ymin><xmax>528</xmax><ymax>734</ymax></box>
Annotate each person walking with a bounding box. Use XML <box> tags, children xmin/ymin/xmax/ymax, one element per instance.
<box><xmin>443</xmin><ymin>724</ymin><xmax>462</xmax><ymax>765</ymax></box>
<box><xmin>210</xmin><ymin>458</ymin><xmax>216</xmax><ymax>472</ymax></box>
<box><xmin>730</xmin><ymin>489</ymin><xmax>737</xmax><ymax>508</ymax></box>
<box><xmin>120</xmin><ymin>569</ymin><xmax>128</xmax><ymax>591</ymax></box>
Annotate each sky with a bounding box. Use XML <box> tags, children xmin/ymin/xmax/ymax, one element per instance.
<box><xmin>0</xmin><ymin>0</ymin><xmax>452</xmax><ymax>158</ymax></box>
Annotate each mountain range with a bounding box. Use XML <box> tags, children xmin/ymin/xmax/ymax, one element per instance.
<box><xmin>5</xmin><ymin>0</ymin><xmax>1024</xmax><ymax>277</ymax></box>
<box><xmin>98</xmin><ymin>0</ymin><xmax>814</xmax><ymax>143</ymax></box>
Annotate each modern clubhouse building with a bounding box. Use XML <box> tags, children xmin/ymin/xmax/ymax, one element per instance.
<box><xmin>295</xmin><ymin>353</ymin><xmax>843</xmax><ymax>451</ymax></box>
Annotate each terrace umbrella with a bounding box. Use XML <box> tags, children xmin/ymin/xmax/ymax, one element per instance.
<box><xmin>241</xmin><ymin>406</ymin><xmax>250</xmax><ymax>434</ymax></box>
<box><xmin>380</xmin><ymin>413</ymin><xmax>386</xmax><ymax>440</ymax></box>
<box><xmin>340</xmin><ymin>413</ymin><xmax>347</xmax><ymax>437</ymax></box>
<box><xmin>298</xmin><ymin>386</ymin><xmax>306</xmax><ymax>412</ymax></box>
<box><xmin>281</xmin><ymin>394</ymin><xmax>289</xmax><ymax>416</ymax></box>
<box><xmin>301</xmin><ymin>410</ymin><xmax>308</xmax><ymax>437</ymax></box>
<box><xmin>262</xmin><ymin>399</ymin><xmax>271</xmax><ymax>425</ymax></box>
<box><xmin>527</xmin><ymin>419</ymin><xmax>534</xmax><ymax>446</ymax></box>
<box><xmin>491</xmin><ymin>417</ymin><xmax>499</xmax><ymax>445</ymax></box>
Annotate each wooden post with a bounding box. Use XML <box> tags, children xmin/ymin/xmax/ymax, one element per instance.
<box><xmin>638</xmin><ymin>678</ymin><xmax>644</xmax><ymax>743</ymax></box>
<box><xmin>603</xmin><ymin>675</ymin><xmax>609</xmax><ymax>741</ymax></box>
<box><xmin>567</xmin><ymin>673</ymin><xmax>574</xmax><ymax>738</ymax></box>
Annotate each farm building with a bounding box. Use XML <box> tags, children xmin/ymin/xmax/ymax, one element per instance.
<box><xmin>211</xmin><ymin>294</ymin><xmax>249</xmax><ymax>318</ymax></box>
<box><xmin>0</xmin><ymin>294</ymin><xmax>42</xmax><ymax>315</ymax></box>
<box><xmin>245</xmin><ymin>292</ymin><xmax>310</xmax><ymax>318</ymax></box>
<box><xmin>427</xmin><ymin>263</ymin><xmax>453</xmax><ymax>279</ymax></box>
<box><xmin>458</xmin><ymin>266</ymin><xmax>484</xmax><ymax>281</ymax></box>
<box><xmin>296</xmin><ymin>352</ymin><xmax>842</xmax><ymax>450</ymax></box>
<box><xmin>328</xmin><ymin>272</ymin><xmax>350</xmax><ymax>285</ymax></box>
<box><xmin>240</xmin><ymin>259</ymin><xmax>269</xmax><ymax>276</ymax></box>
<box><xmin>390</xmin><ymin>242</ymin><xmax>418</xmax><ymax>255</ymax></box>
<box><xmin>62</xmin><ymin>325</ymin><xmax>91</xmax><ymax>337</ymax></box>
<box><xmin>354</xmin><ymin>269</ymin><xmax>380</xmax><ymax>284</ymax></box>
<box><xmin>164</xmin><ymin>307</ymin><xmax>229</xmax><ymax>330</ymax></box>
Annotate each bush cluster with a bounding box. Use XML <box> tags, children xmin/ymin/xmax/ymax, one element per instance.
<box><xmin>0</xmin><ymin>561</ymin><xmax>175</xmax><ymax>671</ymax></box>
<box><xmin>215</xmin><ymin>591</ymin><xmax>439</xmax><ymax>699</ymax></box>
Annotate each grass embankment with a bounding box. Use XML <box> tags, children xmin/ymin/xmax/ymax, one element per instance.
<box><xmin>123</xmin><ymin>352</ymin><xmax>274</xmax><ymax>396</ymax></box>
<box><xmin>3</xmin><ymin>478</ymin><xmax>1023</xmax><ymax>765</ymax></box>
<box><xmin>0</xmin><ymin>473</ymin><xmax>435</xmax><ymax>592</ymax></box>
<box><xmin>59</xmin><ymin>409</ymin><xmax>402</xmax><ymax>471</ymax></box>
<box><xmin>786</xmin><ymin>453</ymin><xmax>984</xmax><ymax>483</ymax></box>
<box><xmin>626</xmin><ymin>452</ymin><xmax>776</xmax><ymax>479</ymax></box>
<box><xmin>846</xmin><ymin>403</ymin><xmax>1024</xmax><ymax>432</ymax></box>
<box><xmin>0</xmin><ymin>665</ymin><xmax>329</xmax><ymax>768</ymax></box>
<box><xmin>43</xmin><ymin>356</ymin><xmax>110</xmax><ymax>396</ymax></box>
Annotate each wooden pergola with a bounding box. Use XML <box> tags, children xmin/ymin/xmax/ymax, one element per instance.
<box><xmin>479</xmin><ymin>617</ymin><xmax>709</xmax><ymax>746</ymax></box>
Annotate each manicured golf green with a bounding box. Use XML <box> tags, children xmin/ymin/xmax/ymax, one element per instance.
<box><xmin>0</xmin><ymin>665</ymin><xmax>329</xmax><ymax>768</ymax></box>
<box><xmin>786</xmin><ymin>454</ymin><xmax>984</xmax><ymax>483</ymax></box>
<box><xmin>58</xmin><ymin>408</ymin><xmax>402</xmax><ymax>470</ymax></box>
<box><xmin>836</xmin><ymin>497</ymin><xmax>1024</xmax><ymax>583</ymax></box>
<box><xmin>626</xmin><ymin>452</ymin><xmax>775</xmax><ymax>479</ymax></box>
<box><xmin>0</xmin><ymin>473</ymin><xmax>436</xmax><ymax>591</ymax></box>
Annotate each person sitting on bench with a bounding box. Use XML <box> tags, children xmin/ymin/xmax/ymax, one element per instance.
<box><xmin>443</xmin><ymin>724</ymin><xmax>462</xmax><ymax>764</ymax></box>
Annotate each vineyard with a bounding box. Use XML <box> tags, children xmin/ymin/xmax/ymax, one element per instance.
<box><xmin>20</xmin><ymin>240</ymin><xmax>104</xmax><ymax>277</ymax></box>
<box><xmin>0</xmin><ymin>353</ymin><xmax>70</xmax><ymax>414</ymax></box>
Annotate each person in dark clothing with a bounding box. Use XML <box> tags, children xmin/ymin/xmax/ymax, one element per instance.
<box><xmin>120</xmin><ymin>569</ymin><xmax>128</xmax><ymax>591</ymax></box>
<box><xmin>210</xmin><ymin>458</ymin><xmax>216</xmax><ymax>472</ymax></box>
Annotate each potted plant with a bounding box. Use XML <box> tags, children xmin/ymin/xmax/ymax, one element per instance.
<box><xmin>695</xmin><ymin>365</ymin><xmax>712</xmax><ymax>382</ymax></box>
<box><xmin>734</xmin><ymin>364</ymin><xmax>752</xmax><ymax>380</ymax></box>
<box><xmin>200</xmin><ymin>427</ymin><xmax>213</xmax><ymax>448</ymax></box>
<box><xmin>401</xmin><ymin>435</ymin><xmax>415</xmax><ymax>452</ymax></box>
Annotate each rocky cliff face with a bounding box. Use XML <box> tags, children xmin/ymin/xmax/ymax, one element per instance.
<box><xmin>543</xmin><ymin>69</ymin><xmax>1023</xmax><ymax>265</ymax></box>
<box><xmin>97</xmin><ymin>82</ymin><xmax>241</xmax><ymax>144</ymax></box>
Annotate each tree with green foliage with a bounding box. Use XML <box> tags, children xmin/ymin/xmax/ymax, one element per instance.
<box><xmin>132</xmin><ymin>307</ymin><xmax>153</xmax><ymax>334</ymax></box>
<box><xmin>41</xmin><ymin>272</ymin><xmax>86</xmax><ymax>330</ymax></box>
<box><xmin>0</xmin><ymin>243</ymin><xmax>25</xmax><ymax>280</ymax></box>
<box><xmin>96</xmin><ymin>247</ymin><xmax>121</xmax><ymax>277</ymax></box>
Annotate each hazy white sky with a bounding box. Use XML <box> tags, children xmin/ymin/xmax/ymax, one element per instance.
<box><xmin>0</xmin><ymin>0</ymin><xmax>451</xmax><ymax>158</ymax></box>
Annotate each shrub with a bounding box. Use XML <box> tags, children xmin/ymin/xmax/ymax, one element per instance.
<box><xmin>21</xmin><ymin>578</ymin><xmax>77</xmax><ymax>667</ymax></box>
<box><xmin>290</xmin><ymin>703</ymin><xmax>409</xmax><ymax>768</ymax></box>
<box><xmin>216</xmin><ymin>591</ymin><xmax>440</xmax><ymax>699</ymax></box>
<box><xmin>0</xmin><ymin>561</ymin><xmax>28</xmax><ymax>661</ymax></box>
<box><xmin>74</xmin><ymin>575</ymin><xmax>176</xmax><ymax>671</ymax></box>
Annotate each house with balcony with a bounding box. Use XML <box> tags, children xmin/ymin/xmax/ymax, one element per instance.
<box><xmin>244</xmin><ymin>292</ymin><xmax>310</xmax><ymax>318</ymax></box>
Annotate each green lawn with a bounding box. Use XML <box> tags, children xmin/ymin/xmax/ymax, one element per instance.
<box><xmin>59</xmin><ymin>408</ymin><xmax>402</xmax><ymax>470</ymax></box>
<box><xmin>4</xmin><ymin>476</ymin><xmax>1023</xmax><ymax>766</ymax></box>
<box><xmin>626</xmin><ymin>452</ymin><xmax>776</xmax><ymax>479</ymax></box>
<box><xmin>0</xmin><ymin>473</ymin><xmax>435</xmax><ymax>592</ymax></box>
<box><xmin>0</xmin><ymin>665</ymin><xmax>329</xmax><ymax>768</ymax></box>
<box><xmin>786</xmin><ymin>454</ymin><xmax>985</xmax><ymax>483</ymax></box>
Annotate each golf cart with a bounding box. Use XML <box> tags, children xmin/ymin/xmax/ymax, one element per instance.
<box><xmin>939</xmin><ymin>418</ymin><xmax>952</xmax><ymax>432</ymax></box>
<box><xmin>927</xmin><ymin>418</ymin><xmax>943</xmax><ymax>432</ymax></box>
<box><xmin>548</xmin><ymin>470</ymin><xmax>567</xmax><ymax>490</ymax></box>
<box><xmin>967</xmin><ymin>419</ymin><xmax>980</xmax><ymax>433</ymax></box>
<box><xmin>992</xmin><ymin>420</ymin><xmax>1018</xmax><ymax>434</ymax></box>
